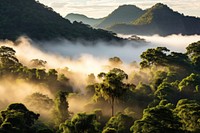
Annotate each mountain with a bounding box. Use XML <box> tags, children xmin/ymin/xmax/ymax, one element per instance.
<box><xmin>96</xmin><ymin>5</ymin><xmax>145</xmax><ymax>29</ymax></box>
<box><xmin>109</xmin><ymin>3</ymin><xmax>200</xmax><ymax>36</ymax></box>
<box><xmin>65</xmin><ymin>13</ymin><xmax>104</xmax><ymax>27</ymax></box>
<box><xmin>0</xmin><ymin>0</ymin><xmax>120</xmax><ymax>41</ymax></box>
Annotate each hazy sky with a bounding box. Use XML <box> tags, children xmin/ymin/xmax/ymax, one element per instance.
<box><xmin>39</xmin><ymin>0</ymin><xmax>200</xmax><ymax>18</ymax></box>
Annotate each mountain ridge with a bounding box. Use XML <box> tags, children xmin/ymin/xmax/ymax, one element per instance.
<box><xmin>65</xmin><ymin>13</ymin><xmax>104</xmax><ymax>27</ymax></box>
<box><xmin>109</xmin><ymin>3</ymin><xmax>200</xmax><ymax>35</ymax></box>
<box><xmin>67</xmin><ymin>3</ymin><xmax>200</xmax><ymax>36</ymax></box>
<box><xmin>96</xmin><ymin>5</ymin><xmax>145</xmax><ymax>29</ymax></box>
<box><xmin>0</xmin><ymin>0</ymin><xmax>120</xmax><ymax>41</ymax></box>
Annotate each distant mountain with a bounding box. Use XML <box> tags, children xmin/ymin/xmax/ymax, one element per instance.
<box><xmin>109</xmin><ymin>3</ymin><xmax>200</xmax><ymax>36</ymax></box>
<box><xmin>96</xmin><ymin>5</ymin><xmax>145</xmax><ymax>29</ymax></box>
<box><xmin>65</xmin><ymin>13</ymin><xmax>104</xmax><ymax>27</ymax></box>
<box><xmin>0</xmin><ymin>0</ymin><xmax>120</xmax><ymax>41</ymax></box>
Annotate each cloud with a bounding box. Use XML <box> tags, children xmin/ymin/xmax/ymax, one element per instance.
<box><xmin>39</xmin><ymin>0</ymin><xmax>200</xmax><ymax>18</ymax></box>
<box><xmin>50</xmin><ymin>2</ymin><xmax>69</xmax><ymax>8</ymax></box>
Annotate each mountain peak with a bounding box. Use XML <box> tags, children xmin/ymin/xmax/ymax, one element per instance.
<box><xmin>97</xmin><ymin>4</ymin><xmax>144</xmax><ymax>28</ymax></box>
<box><xmin>151</xmin><ymin>3</ymin><xmax>171</xmax><ymax>11</ymax></box>
<box><xmin>118</xmin><ymin>4</ymin><xmax>140</xmax><ymax>9</ymax></box>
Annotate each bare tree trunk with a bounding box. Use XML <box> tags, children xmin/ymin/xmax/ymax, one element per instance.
<box><xmin>111</xmin><ymin>96</ymin><xmax>114</xmax><ymax>117</ymax></box>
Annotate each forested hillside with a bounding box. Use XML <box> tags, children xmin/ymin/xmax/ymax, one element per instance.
<box><xmin>0</xmin><ymin>0</ymin><xmax>120</xmax><ymax>41</ymax></box>
<box><xmin>109</xmin><ymin>3</ymin><xmax>200</xmax><ymax>35</ymax></box>
<box><xmin>0</xmin><ymin>40</ymin><xmax>200</xmax><ymax>132</ymax></box>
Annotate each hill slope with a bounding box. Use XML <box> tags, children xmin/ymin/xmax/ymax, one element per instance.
<box><xmin>96</xmin><ymin>5</ymin><xmax>145</xmax><ymax>29</ymax></box>
<box><xmin>0</xmin><ymin>0</ymin><xmax>120</xmax><ymax>41</ymax></box>
<box><xmin>65</xmin><ymin>13</ymin><xmax>103</xmax><ymax>27</ymax></box>
<box><xmin>109</xmin><ymin>3</ymin><xmax>200</xmax><ymax>35</ymax></box>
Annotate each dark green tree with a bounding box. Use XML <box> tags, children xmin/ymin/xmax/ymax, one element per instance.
<box><xmin>140</xmin><ymin>47</ymin><xmax>170</xmax><ymax>68</ymax></box>
<box><xmin>131</xmin><ymin>103</ymin><xmax>182</xmax><ymax>133</ymax></box>
<box><xmin>174</xmin><ymin>99</ymin><xmax>200</xmax><ymax>132</ymax></box>
<box><xmin>178</xmin><ymin>73</ymin><xmax>200</xmax><ymax>92</ymax></box>
<box><xmin>186</xmin><ymin>41</ymin><xmax>200</xmax><ymax>71</ymax></box>
<box><xmin>0</xmin><ymin>103</ymin><xmax>39</xmax><ymax>133</ymax></box>
<box><xmin>104</xmin><ymin>112</ymin><xmax>134</xmax><ymax>133</ymax></box>
<box><xmin>59</xmin><ymin>113</ymin><xmax>101</xmax><ymax>133</ymax></box>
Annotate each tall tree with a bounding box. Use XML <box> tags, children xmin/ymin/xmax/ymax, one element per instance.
<box><xmin>0</xmin><ymin>46</ymin><xmax>21</xmax><ymax>69</ymax></box>
<box><xmin>186</xmin><ymin>41</ymin><xmax>200</xmax><ymax>71</ymax></box>
<box><xmin>53</xmin><ymin>91</ymin><xmax>69</xmax><ymax>125</ymax></box>
<box><xmin>94</xmin><ymin>68</ymin><xmax>129</xmax><ymax>116</ymax></box>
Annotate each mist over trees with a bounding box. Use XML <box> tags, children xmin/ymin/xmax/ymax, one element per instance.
<box><xmin>0</xmin><ymin>40</ymin><xmax>200</xmax><ymax>132</ymax></box>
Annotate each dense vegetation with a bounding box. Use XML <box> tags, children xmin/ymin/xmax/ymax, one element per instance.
<box><xmin>0</xmin><ymin>0</ymin><xmax>120</xmax><ymax>41</ymax></box>
<box><xmin>0</xmin><ymin>40</ymin><xmax>200</xmax><ymax>132</ymax></box>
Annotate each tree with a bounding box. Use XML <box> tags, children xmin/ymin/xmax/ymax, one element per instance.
<box><xmin>104</xmin><ymin>112</ymin><xmax>134</xmax><ymax>133</ymax></box>
<box><xmin>186</xmin><ymin>41</ymin><xmax>200</xmax><ymax>71</ymax></box>
<box><xmin>94</xmin><ymin>68</ymin><xmax>129</xmax><ymax>116</ymax></box>
<box><xmin>0</xmin><ymin>46</ymin><xmax>19</xmax><ymax>66</ymax></box>
<box><xmin>24</xmin><ymin>92</ymin><xmax>54</xmax><ymax>111</ymax></box>
<box><xmin>0</xmin><ymin>46</ymin><xmax>21</xmax><ymax>75</ymax></box>
<box><xmin>59</xmin><ymin>113</ymin><xmax>101</xmax><ymax>133</ymax></box>
<box><xmin>131</xmin><ymin>103</ymin><xmax>182</xmax><ymax>133</ymax></box>
<box><xmin>0</xmin><ymin>103</ymin><xmax>39</xmax><ymax>133</ymax></box>
<box><xmin>178</xmin><ymin>73</ymin><xmax>200</xmax><ymax>92</ymax></box>
<box><xmin>53</xmin><ymin>91</ymin><xmax>69</xmax><ymax>125</ymax></box>
<box><xmin>174</xmin><ymin>99</ymin><xmax>200</xmax><ymax>132</ymax></box>
<box><xmin>109</xmin><ymin>57</ymin><xmax>123</xmax><ymax>67</ymax></box>
<box><xmin>140</xmin><ymin>47</ymin><xmax>170</xmax><ymax>68</ymax></box>
<box><xmin>154</xmin><ymin>82</ymin><xmax>179</xmax><ymax>103</ymax></box>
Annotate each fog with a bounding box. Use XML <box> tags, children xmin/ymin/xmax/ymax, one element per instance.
<box><xmin>0</xmin><ymin>34</ymin><xmax>199</xmax><ymax>119</ymax></box>
<box><xmin>35</xmin><ymin>34</ymin><xmax>200</xmax><ymax>63</ymax></box>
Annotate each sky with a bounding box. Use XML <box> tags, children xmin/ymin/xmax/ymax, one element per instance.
<box><xmin>39</xmin><ymin>0</ymin><xmax>200</xmax><ymax>18</ymax></box>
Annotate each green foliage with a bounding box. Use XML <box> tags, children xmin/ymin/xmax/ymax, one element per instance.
<box><xmin>0</xmin><ymin>46</ymin><xmax>21</xmax><ymax>71</ymax></box>
<box><xmin>154</xmin><ymin>82</ymin><xmax>179</xmax><ymax>103</ymax></box>
<box><xmin>104</xmin><ymin>113</ymin><xmax>134</xmax><ymax>133</ymax></box>
<box><xmin>178</xmin><ymin>73</ymin><xmax>200</xmax><ymax>92</ymax></box>
<box><xmin>0</xmin><ymin>103</ymin><xmax>39</xmax><ymax>133</ymax></box>
<box><xmin>59</xmin><ymin>113</ymin><xmax>101</xmax><ymax>133</ymax></box>
<box><xmin>140</xmin><ymin>47</ymin><xmax>170</xmax><ymax>68</ymax></box>
<box><xmin>186</xmin><ymin>41</ymin><xmax>200</xmax><ymax>71</ymax></box>
<box><xmin>174</xmin><ymin>99</ymin><xmax>200</xmax><ymax>132</ymax></box>
<box><xmin>102</xmin><ymin>127</ymin><xmax>117</xmax><ymax>133</ymax></box>
<box><xmin>94</xmin><ymin>68</ymin><xmax>129</xmax><ymax>116</ymax></box>
<box><xmin>131</xmin><ymin>104</ymin><xmax>182</xmax><ymax>133</ymax></box>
